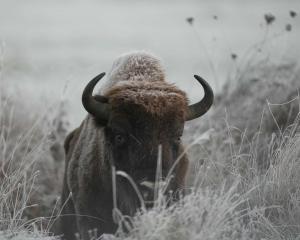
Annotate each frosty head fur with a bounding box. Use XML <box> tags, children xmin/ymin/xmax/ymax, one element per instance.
<box><xmin>100</xmin><ymin>51</ymin><xmax>189</xmax><ymax>118</ymax></box>
<box><xmin>101</xmin><ymin>51</ymin><xmax>166</xmax><ymax>93</ymax></box>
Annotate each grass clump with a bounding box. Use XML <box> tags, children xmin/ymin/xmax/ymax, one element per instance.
<box><xmin>0</xmin><ymin>85</ymin><xmax>67</xmax><ymax>239</ymax></box>
<box><xmin>2</xmin><ymin>63</ymin><xmax>300</xmax><ymax>240</ymax></box>
<box><xmin>183</xmin><ymin>61</ymin><xmax>300</xmax><ymax>239</ymax></box>
<box><xmin>110</xmin><ymin>182</ymin><xmax>269</xmax><ymax>240</ymax></box>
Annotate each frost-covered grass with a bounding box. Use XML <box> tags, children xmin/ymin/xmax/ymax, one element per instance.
<box><xmin>0</xmin><ymin>86</ymin><xmax>67</xmax><ymax>239</ymax></box>
<box><xmin>100</xmin><ymin>58</ymin><xmax>300</xmax><ymax>240</ymax></box>
<box><xmin>110</xmin><ymin>182</ymin><xmax>271</xmax><ymax>240</ymax></box>
<box><xmin>1</xmin><ymin>22</ymin><xmax>300</xmax><ymax>239</ymax></box>
<box><xmin>1</xmin><ymin>61</ymin><xmax>300</xmax><ymax>240</ymax></box>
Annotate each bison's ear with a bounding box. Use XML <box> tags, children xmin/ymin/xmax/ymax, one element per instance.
<box><xmin>92</xmin><ymin>95</ymin><xmax>110</xmax><ymax>126</ymax></box>
<box><xmin>94</xmin><ymin>95</ymin><xmax>109</xmax><ymax>103</ymax></box>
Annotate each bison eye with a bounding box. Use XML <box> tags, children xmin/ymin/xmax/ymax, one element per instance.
<box><xmin>114</xmin><ymin>134</ymin><xmax>125</xmax><ymax>146</ymax></box>
<box><xmin>173</xmin><ymin>136</ymin><xmax>181</xmax><ymax>145</ymax></box>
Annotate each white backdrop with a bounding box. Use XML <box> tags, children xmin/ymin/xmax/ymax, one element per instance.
<box><xmin>0</xmin><ymin>0</ymin><xmax>299</xmax><ymax>126</ymax></box>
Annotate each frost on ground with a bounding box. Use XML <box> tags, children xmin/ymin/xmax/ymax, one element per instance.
<box><xmin>1</xmin><ymin>61</ymin><xmax>300</xmax><ymax>240</ymax></box>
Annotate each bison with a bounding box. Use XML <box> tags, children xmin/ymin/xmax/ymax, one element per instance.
<box><xmin>59</xmin><ymin>52</ymin><xmax>213</xmax><ymax>240</ymax></box>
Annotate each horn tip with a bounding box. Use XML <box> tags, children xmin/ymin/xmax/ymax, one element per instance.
<box><xmin>193</xmin><ymin>75</ymin><xmax>204</xmax><ymax>82</ymax></box>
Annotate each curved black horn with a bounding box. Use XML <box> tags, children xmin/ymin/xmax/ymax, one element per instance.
<box><xmin>186</xmin><ymin>75</ymin><xmax>214</xmax><ymax>121</ymax></box>
<box><xmin>82</xmin><ymin>72</ymin><xmax>110</xmax><ymax>123</ymax></box>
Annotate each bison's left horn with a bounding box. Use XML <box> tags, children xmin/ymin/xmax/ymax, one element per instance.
<box><xmin>82</xmin><ymin>72</ymin><xmax>110</xmax><ymax>123</ymax></box>
<box><xmin>186</xmin><ymin>75</ymin><xmax>214</xmax><ymax>121</ymax></box>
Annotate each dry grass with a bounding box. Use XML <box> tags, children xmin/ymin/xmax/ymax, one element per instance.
<box><xmin>102</xmin><ymin>60</ymin><xmax>300</xmax><ymax>240</ymax></box>
<box><xmin>0</xmin><ymin>86</ymin><xmax>67</xmax><ymax>239</ymax></box>
<box><xmin>1</xmin><ymin>62</ymin><xmax>300</xmax><ymax>240</ymax></box>
<box><xmin>1</xmin><ymin>18</ymin><xmax>300</xmax><ymax>239</ymax></box>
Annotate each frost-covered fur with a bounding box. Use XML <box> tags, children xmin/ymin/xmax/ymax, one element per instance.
<box><xmin>102</xmin><ymin>51</ymin><xmax>188</xmax><ymax>118</ymax></box>
<box><xmin>101</xmin><ymin>51</ymin><xmax>166</xmax><ymax>94</ymax></box>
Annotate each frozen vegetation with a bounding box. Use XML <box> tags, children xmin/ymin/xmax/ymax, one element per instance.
<box><xmin>1</xmin><ymin>11</ymin><xmax>300</xmax><ymax>240</ymax></box>
<box><xmin>1</xmin><ymin>58</ymin><xmax>300</xmax><ymax>240</ymax></box>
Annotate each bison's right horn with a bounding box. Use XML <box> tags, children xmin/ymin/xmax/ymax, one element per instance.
<box><xmin>82</xmin><ymin>72</ymin><xmax>110</xmax><ymax>124</ymax></box>
<box><xmin>186</xmin><ymin>75</ymin><xmax>214</xmax><ymax>121</ymax></box>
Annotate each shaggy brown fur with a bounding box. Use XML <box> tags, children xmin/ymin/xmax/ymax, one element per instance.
<box><xmin>106</xmin><ymin>81</ymin><xmax>189</xmax><ymax>118</ymax></box>
<box><xmin>101</xmin><ymin>51</ymin><xmax>165</xmax><ymax>93</ymax></box>
<box><xmin>59</xmin><ymin>52</ymin><xmax>191</xmax><ymax>240</ymax></box>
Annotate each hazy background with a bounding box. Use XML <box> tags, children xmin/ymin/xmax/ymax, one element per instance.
<box><xmin>0</xmin><ymin>0</ymin><xmax>299</xmax><ymax>127</ymax></box>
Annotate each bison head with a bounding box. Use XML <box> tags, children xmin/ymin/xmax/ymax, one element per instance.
<box><xmin>81</xmin><ymin>72</ymin><xmax>213</xmax><ymax>214</ymax></box>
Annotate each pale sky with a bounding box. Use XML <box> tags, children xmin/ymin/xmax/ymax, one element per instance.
<box><xmin>0</xmin><ymin>0</ymin><xmax>299</xmax><ymax>126</ymax></box>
